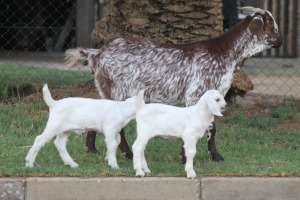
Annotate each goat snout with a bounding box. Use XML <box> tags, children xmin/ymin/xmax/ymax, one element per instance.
<box><xmin>221</xmin><ymin>105</ymin><xmax>227</xmax><ymax>112</ymax></box>
<box><xmin>272</xmin><ymin>34</ymin><xmax>283</xmax><ymax>48</ymax></box>
<box><xmin>220</xmin><ymin>102</ymin><xmax>227</xmax><ymax>113</ymax></box>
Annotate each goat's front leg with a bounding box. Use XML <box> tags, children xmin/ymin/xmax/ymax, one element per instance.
<box><xmin>183</xmin><ymin>136</ymin><xmax>197</xmax><ymax>179</ymax></box>
<box><xmin>86</xmin><ymin>131</ymin><xmax>99</xmax><ymax>153</ymax></box>
<box><xmin>104</xmin><ymin>132</ymin><xmax>120</xmax><ymax>169</ymax></box>
<box><xmin>207</xmin><ymin>121</ymin><xmax>224</xmax><ymax>161</ymax></box>
<box><xmin>180</xmin><ymin>122</ymin><xmax>224</xmax><ymax>163</ymax></box>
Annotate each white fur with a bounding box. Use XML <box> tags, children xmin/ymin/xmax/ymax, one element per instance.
<box><xmin>132</xmin><ymin>90</ymin><xmax>226</xmax><ymax>179</ymax></box>
<box><xmin>25</xmin><ymin>84</ymin><xmax>136</xmax><ymax>169</ymax></box>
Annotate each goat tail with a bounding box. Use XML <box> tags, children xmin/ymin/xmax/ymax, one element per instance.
<box><xmin>135</xmin><ymin>90</ymin><xmax>145</xmax><ymax>110</ymax></box>
<box><xmin>42</xmin><ymin>84</ymin><xmax>56</xmax><ymax>108</ymax></box>
<box><xmin>65</xmin><ymin>48</ymin><xmax>91</xmax><ymax>69</ymax></box>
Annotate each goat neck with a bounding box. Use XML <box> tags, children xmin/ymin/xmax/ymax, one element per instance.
<box><xmin>217</xmin><ymin>16</ymin><xmax>266</xmax><ymax>65</ymax></box>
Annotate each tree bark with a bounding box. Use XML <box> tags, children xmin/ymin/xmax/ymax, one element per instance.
<box><xmin>92</xmin><ymin>0</ymin><xmax>223</xmax><ymax>45</ymax></box>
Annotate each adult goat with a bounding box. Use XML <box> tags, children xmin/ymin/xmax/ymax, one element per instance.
<box><xmin>65</xmin><ymin>6</ymin><xmax>282</xmax><ymax>162</ymax></box>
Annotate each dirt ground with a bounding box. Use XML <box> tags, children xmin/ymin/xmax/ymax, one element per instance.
<box><xmin>24</xmin><ymin>80</ymin><xmax>99</xmax><ymax>102</ymax></box>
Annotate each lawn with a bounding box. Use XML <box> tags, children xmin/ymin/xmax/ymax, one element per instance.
<box><xmin>0</xmin><ymin>97</ymin><xmax>299</xmax><ymax>177</ymax></box>
<box><xmin>0</xmin><ymin>64</ymin><xmax>299</xmax><ymax>177</ymax></box>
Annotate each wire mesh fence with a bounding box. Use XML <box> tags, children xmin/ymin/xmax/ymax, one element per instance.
<box><xmin>0</xmin><ymin>0</ymin><xmax>299</xmax><ymax>101</ymax></box>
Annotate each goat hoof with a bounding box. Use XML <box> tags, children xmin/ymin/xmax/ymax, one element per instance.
<box><xmin>25</xmin><ymin>163</ymin><xmax>33</xmax><ymax>168</ymax></box>
<box><xmin>70</xmin><ymin>163</ymin><xmax>79</xmax><ymax>168</ymax></box>
<box><xmin>186</xmin><ymin>171</ymin><xmax>197</xmax><ymax>179</ymax></box>
<box><xmin>109</xmin><ymin>164</ymin><xmax>120</xmax><ymax>169</ymax></box>
<box><xmin>86</xmin><ymin>147</ymin><xmax>99</xmax><ymax>154</ymax></box>
<box><xmin>209</xmin><ymin>152</ymin><xmax>224</xmax><ymax>162</ymax></box>
<box><xmin>122</xmin><ymin>152</ymin><xmax>133</xmax><ymax>160</ymax></box>
<box><xmin>135</xmin><ymin>171</ymin><xmax>145</xmax><ymax>177</ymax></box>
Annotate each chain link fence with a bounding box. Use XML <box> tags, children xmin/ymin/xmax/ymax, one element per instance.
<box><xmin>0</xmin><ymin>0</ymin><xmax>299</xmax><ymax>101</ymax></box>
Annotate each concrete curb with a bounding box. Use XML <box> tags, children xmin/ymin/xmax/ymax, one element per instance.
<box><xmin>1</xmin><ymin>177</ymin><xmax>299</xmax><ymax>200</ymax></box>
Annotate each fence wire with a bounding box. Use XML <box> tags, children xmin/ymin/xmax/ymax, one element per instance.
<box><xmin>0</xmin><ymin>0</ymin><xmax>299</xmax><ymax>101</ymax></box>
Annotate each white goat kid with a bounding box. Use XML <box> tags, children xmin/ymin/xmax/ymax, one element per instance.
<box><xmin>132</xmin><ymin>90</ymin><xmax>226</xmax><ymax>179</ymax></box>
<box><xmin>25</xmin><ymin>84</ymin><xmax>136</xmax><ymax>169</ymax></box>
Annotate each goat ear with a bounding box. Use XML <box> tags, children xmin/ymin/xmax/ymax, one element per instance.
<box><xmin>249</xmin><ymin>18</ymin><xmax>264</xmax><ymax>38</ymax></box>
<box><xmin>205</xmin><ymin>95</ymin><xmax>223</xmax><ymax>117</ymax></box>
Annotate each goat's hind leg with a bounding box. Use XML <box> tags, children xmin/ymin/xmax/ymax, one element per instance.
<box><xmin>132</xmin><ymin>135</ymin><xmax>151</xmax><ymax>177</ymax></box>
<box><xmin>180</xmin><ymin>146</ymin><xmax>187</xmax><ymax>164</ymax></box>
<box><xmin>104</xmin><ymin>130</ymin><xmax>120</xmax><ymax>169</ymax></box>
<box><xmin>54</xmin><ymin>132</ymin><xmax>78</xmax><ymax>168</ymax></box>
<box><xmin>118</xmin><ymin>128</ymin><xmax>133</xmax><ymax>159</ymax></box>
<box><xmin>25</xmin><ymin>129</ymin><xmax>57</xmax><ymax>167</ymax></box>
<box><xmin>86</xmin><ymin>130</ymin><xmax>99</xmax><ymax>153</ymax></box>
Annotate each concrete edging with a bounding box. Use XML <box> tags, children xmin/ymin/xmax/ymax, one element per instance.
<box><xmin>1</xmin><ymin>177</ymin><xmax>299</xmax><ymax>200</ymax></box>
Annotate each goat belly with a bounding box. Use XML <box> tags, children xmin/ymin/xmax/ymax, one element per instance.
<box><xmin>95</xmin><ymin>37</ymin><xmax>230</xmax><ymax>105</ymax></box>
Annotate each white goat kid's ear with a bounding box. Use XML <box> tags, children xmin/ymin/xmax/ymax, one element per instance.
<box><xmin>205</xmin><ymin>95</ymin><xmax>223</xmax><ymax>117</ymax></box>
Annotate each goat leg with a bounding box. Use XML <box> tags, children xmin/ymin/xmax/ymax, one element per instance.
<box><xmin>86</xmin><ymin>131</ymin><xmax>99</xmax><ymax>153</ymax></box>
<box><xmin>118</xmin><ymin>129</ymin><xmax>133</xmax><ymax>159</ymax></box>
<box><xmin>180</xmin><ymin>146</ymin><xmax>187</xmax><ymax>164</ymax></box>
<box><xmin>180</xmin><ymin>122</ymin><xmax>224</xmax><ymax>163</ymax></box>
<box><xmin>207</xmin><ymin>122</ymin><xmax>224</xmax><ymax>161</ymax></box>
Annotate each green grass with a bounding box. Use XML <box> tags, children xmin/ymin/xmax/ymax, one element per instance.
<box><xmin>0</xmin><ymin>99</ymin><xmax>299</xmax><ymax>177</ymax></box>
<box><xmin>0</xmin><ymin>63</ymin><xmax>299</xmax><ymax>177</ymax></box>
<box><xmin>0</xmin><ymin>64</ymin><xmax>92</xmax><ymax>99</ymax></box>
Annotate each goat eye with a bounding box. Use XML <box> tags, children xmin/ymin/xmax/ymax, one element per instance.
<box><xmin>215</xmin><ymin>98</ymin><xmax>220</xmax><ymax>102</ymax></box>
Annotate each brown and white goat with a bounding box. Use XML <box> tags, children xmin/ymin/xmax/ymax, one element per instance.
<box><xmin>65</xmin><ymin>6</ymin><xmax>282</xmax><ymax>162</ymax></box>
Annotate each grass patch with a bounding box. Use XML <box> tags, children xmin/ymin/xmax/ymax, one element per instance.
<box><xmin>0</xmin><ymin>64</ymin><xmax>92</xmax><ymax>100</ymax></box>
<box><xmin>0</xmin><ymin>98</ymin><xmax>299</xmax><ymax>177</ymax></box>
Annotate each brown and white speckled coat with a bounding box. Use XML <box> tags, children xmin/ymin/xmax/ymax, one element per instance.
<box><xmin>66</xmin><ymin>10</ymin><xmax>282</xmax><ymax>107</ymax></box>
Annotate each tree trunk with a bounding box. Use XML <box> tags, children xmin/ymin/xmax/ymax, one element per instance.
<box><xmin>91</xmin><ymin>0</ymin><xmax>253</xmax><ymax>98</ymax></box>
<box><xmin>92</xmin><ymin>0</ymin><xmax>223</xmax><ymax>45</ymax></box>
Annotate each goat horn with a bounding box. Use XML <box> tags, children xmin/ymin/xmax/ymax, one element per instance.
<box><xmin>237</xmin><ymin>6</ymin><xmax>265</xmax><ymax>15</ymax></box>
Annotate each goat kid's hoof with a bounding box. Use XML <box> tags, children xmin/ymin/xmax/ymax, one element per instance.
<box><xmin>186</xmin><ymin>171</ymin><xmax>197</xmax><ymax>179</ymax></box>
<box><xmin>69</xmin><ymin>163</ymin><xmax>79</xmax><ymax>168</ymax></box>
<box><xmin>143</xmin><ymin>168</ymin><xmax>151</xmax><ymax>174</ymax></box>
<box><xmin>25</xmin><ymin>163</ymin><xmax>33</xmax><ymax>168</ymax></box>
<box><xmin>109</xmin><ymin>164</ymin><xmax>120</xmax><ymax>169</ymax></box>
<box><xmin>135</xmin><ymin>170</ymin><xmax>145</xmax><ymax>177</ymax></box>
<box><xmin>209</xmin><ymin>152</ymin><xmax>224</xmax><ymax>162</ymax></box>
